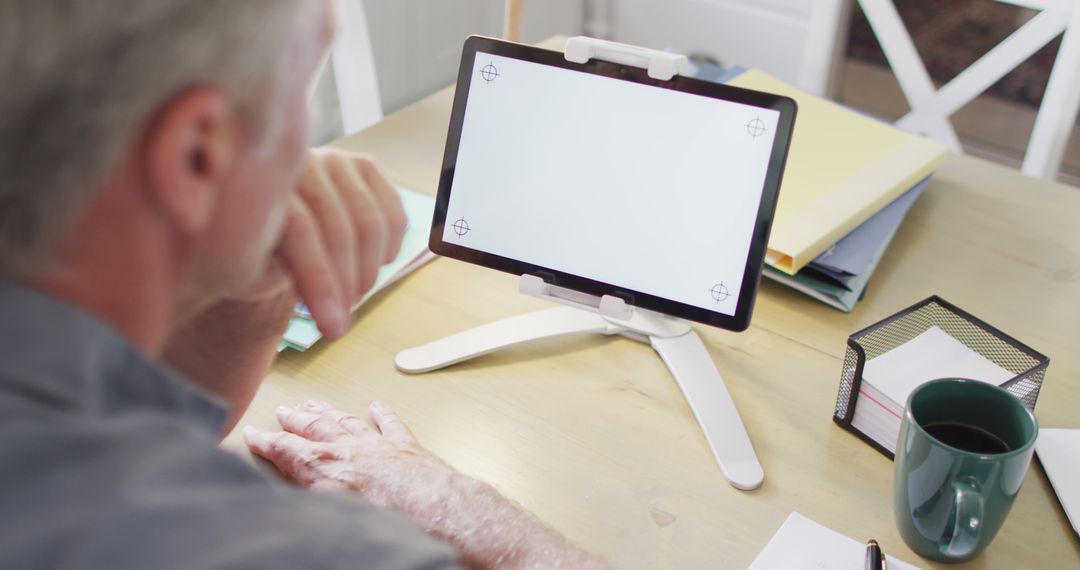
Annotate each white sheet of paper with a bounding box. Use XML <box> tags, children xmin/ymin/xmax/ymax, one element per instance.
<box><xmin>862</xmin><ymin>325</ymin><xmax>1015</xmax><ymax>406</ymax></box>
<box><xmin>1036</xmin><ymin>428</ymin><xmax>1080</xmax><ymax>536</ymax></box>
<box><xmin>748</xmin><ymin>512</ymin><xmax>922</xmax><ymax>570</ymax></box>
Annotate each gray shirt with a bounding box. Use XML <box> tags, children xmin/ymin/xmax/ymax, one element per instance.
<box><xmin>0</xmin><ymin>281</ymin><xmax>458</xmax><ymax>569</ymax></box>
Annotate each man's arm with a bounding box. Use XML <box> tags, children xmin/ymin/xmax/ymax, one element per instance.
<box><xmin>244</xmin><ymin>401</ymin><xmax>610</xmax><ymax>570</ymax></box>
<box><xmin>165</xmin><ymin>148</ymin><xmax>607</xmax><ymax>568</ymax></box>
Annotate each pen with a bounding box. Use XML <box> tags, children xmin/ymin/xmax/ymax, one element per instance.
<box><xmin>865</xmin><ymin>539</ymin><xmax>887</xmax><ymax>570</ymax></box>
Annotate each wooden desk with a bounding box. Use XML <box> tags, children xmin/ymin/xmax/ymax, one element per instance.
<box><xmin>226</xmin><ymin>77</ymin><xmax>1080</xmax><ymax>569</ymax></box>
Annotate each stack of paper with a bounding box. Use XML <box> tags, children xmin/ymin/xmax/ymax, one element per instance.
<box><xmin>749</xmin><ymin>511</ymin><xmax>921</xmax><ymax>569</ymax></box>
<box><xmin>850</xmin><ymin>326</ymin><xmax>1017</xmax><ymax>454</ymax></box>
<box><xmin>279</xmin><ymin>186</ymin><xmax>437</xmax><ymax>352</ymax></box>
<box><xmin>763</xmin><ymin>178</ymin><xmax>926</xmax><ymax>311</ymax></box>
<box><xmin>707</xmin><ymin>68</ymin><xmax>948</xmax><ymax>311</ymax></box>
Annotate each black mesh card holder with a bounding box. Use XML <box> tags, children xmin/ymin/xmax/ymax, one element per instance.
<box><xmin>833</xmin><ymin>295</ymin><xmax>1049</xmax><ymax>459</ymax></box>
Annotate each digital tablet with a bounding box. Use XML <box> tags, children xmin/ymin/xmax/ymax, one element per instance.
<box><xmin>429</xmin><ymin>36</ymin><xmax>796</xmax><ymax>331</ymax></box>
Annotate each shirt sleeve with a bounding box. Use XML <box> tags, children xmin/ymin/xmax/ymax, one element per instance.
<box><xmin>0</xmin><ymin>411</ymin><xmax>460</xmax><ymax>570</ymax></box>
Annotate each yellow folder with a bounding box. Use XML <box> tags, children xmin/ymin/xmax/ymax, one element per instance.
<box><xmin>727</xmin><ymin>70</ymin><xmax>949</xmax><ymax>275</ymax></box>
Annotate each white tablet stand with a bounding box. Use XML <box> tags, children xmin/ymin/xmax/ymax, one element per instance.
<box><xmin>395</xmin><ymin>37</ymin><xmax>764</xmax><ymax>491</ymax></box>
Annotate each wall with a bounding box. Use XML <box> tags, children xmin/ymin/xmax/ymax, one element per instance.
<box><xmin>312</xmin><ymin>0</ymin><xmax>585</xmax><ymax>144</ymax></box>
<box><xmin>366</xmin><ymin>0</ymin><xmax>585</xmax><ymax>114</ymax></box>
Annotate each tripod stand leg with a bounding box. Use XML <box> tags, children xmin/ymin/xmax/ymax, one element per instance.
<box><xmin>395</xmin><ymin>307</ymin><xmax>619</xmax><ymax>373</ymax></box>
<box><xmin>651</xmin><ymin>331</ymin><xmax>764</xmax><ymax>490</ymax></box>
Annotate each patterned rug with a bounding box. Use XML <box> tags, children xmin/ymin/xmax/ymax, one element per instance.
<box><xmin>847</xmin><ymin>0</ymin><xmax>1061</xmax><ymax>107</ymax></box>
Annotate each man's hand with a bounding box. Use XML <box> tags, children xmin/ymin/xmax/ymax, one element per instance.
<box><xmin>163</xmin><ymin>149</ymin><xmax>405</xmax><ymax>432</ymax></box>
<box><xmin>277</xmin><ymin>148</ymin><xmax>406</xmax><ymax>338</ymax></box>
<box><xmin>245</xmin><ymin>401</ymin><xmax>461</xmax><ymax>501</ymax></box>
<box><xmin>244</xmin><ymin>401</ymin><xmax>610</xmax><ymax>570</ymax></box>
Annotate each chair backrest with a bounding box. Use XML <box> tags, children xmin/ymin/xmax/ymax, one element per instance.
<box><xmin>330</xmin><ymin>0</ymin><xmax>383</xmax><ymax>136</ymax></box>
<box><xmin>801</xmin><ymin>0</ymin><xmax>851</xmax><ymax>97</ymax></box>
<box><xmin>858</xmin><ymin>0</ymin><xmax>1080</xmax><ymax>180</ymax></box>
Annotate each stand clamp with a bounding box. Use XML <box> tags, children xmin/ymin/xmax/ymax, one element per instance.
<box><xmin>564</xmin><ymin>36</ymin><xmax>688</xmax><ymax>80</ymax></box>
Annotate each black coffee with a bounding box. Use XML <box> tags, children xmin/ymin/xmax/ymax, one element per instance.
<box><xmin>923</xmin><ymin>422</ymin><xmax>1011</xmax><ymax>454</ymax></box>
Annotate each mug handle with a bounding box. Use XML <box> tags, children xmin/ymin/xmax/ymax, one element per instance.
<box><xmin>944</xmin><ymin>477</ymin><xmax>984</xmax><ymax>558</ymax></box>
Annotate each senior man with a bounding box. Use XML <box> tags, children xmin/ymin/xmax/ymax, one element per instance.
<box><xmin>0</xmin><ymin>1</ymin><xmax>607</xmax><ymax>569</ymax></box>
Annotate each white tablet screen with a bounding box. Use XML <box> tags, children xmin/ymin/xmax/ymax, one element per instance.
<box><xmin>441</xmin><ymin>52</ymin><xmax>781</xmax><ymax>317</ymax></box>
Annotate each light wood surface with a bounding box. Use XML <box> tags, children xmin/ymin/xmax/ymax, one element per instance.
<box><xmin>225</xmin><ymin>44</ymin><xmax>1080</xmax><ymax>569</ymax></box>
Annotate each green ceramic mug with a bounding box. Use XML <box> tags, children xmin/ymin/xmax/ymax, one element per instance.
<box><xmin>893</xmin><ymin>378</ymin><xmax>1038</xmax><ymax>563</ymax></box>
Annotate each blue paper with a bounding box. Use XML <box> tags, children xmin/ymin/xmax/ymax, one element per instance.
<box><xmin>810</xmin><ymin>177</ymin><xmax>929</xmax><ymax>279</ymax></box>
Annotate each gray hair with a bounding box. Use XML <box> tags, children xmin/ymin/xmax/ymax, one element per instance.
<box><xmin>0</xmin><ymin>0</ymin><xmax>307</xmax><ymax>277</ymax></box>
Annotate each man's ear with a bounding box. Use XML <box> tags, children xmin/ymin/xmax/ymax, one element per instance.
<box><xmin>141</xmin><ymin>88</ymin><xmax>241</xmax><ymax>235</ymax></box>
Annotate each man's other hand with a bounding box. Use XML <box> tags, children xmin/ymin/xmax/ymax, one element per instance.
<box><xmin>245</xmin><ymin>401</ymin><xmax>610</xmax><ymax>570</ymax></box>
<box><xmin>245</xmin><ymin>400</ymin><xmax>460</xmax><ymax>502</ymax></box>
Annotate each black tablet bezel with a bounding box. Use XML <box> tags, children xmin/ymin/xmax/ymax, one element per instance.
<box><xmin>429</xmin><ymin>36</ymin><xmax>796</xmax><ymax>331</ymax></box>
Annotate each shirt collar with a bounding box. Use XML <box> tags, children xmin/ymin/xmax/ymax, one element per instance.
<box><xmin>0</xmin><ymin>280</ymin><xmax>227</xmax><ymax>430</ymax></box>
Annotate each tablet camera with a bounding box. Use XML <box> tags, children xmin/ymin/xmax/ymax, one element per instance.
<box><xmin>745</xmin><ymin>116</ymin><xmax>768</xmax><ymax>139</ymax></box>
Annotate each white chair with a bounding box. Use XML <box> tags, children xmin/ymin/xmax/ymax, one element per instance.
<box><xmin>800</xmin><ymin>0</ymin><xmax>853</xmax><ymax>97</ymax></box>
<box><xmin>857</xmin><ymin>0</ymin><xmax>1080</xmax><ymax>180</ymax></box>
<box><xmin>329</xmin><ymin>0</ymin><xmax>383</xmax><ymax>136</ymax></box>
